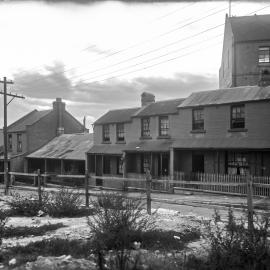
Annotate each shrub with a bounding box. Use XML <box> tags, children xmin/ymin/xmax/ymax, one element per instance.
<box><xmin>88</xmin><ymin>192</ymin><xmax>154</xmax><ymax>270</ymax></box>
<box><xmin>0</xmin><ymin>210</ymin><xmax>8</xmax><ymax>246</ymax></box>
<box><xmin>204</xmin><ymin>208</ymin><xmax>270</xmax><ymax>270</ymax></box>
<box><xmin>7</xmin><ymin>192</ymin><xmax>47</xmax><ymax>216</ymax></box>
<box><xmin>3</xmin><ymin>223</ymin><xmax>65</xmax><ymax>238</ymax></box>
<box><xmin>44</xmin><ymin>187</ymin><xmax>83</xmax><ymax>217</ymax></box>
<box><xmin>1</xmin><ymin>238</ymin><xmax>91</xmax><ymax>266</ymax></box>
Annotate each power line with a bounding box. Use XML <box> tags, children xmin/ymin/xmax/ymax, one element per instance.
<box><xmin>22</xmin><ymin>3</ymin><xmax>229</xmax><ymax>85</ymax></box>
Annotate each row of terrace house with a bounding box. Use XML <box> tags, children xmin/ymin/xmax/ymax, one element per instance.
<box><xmin>87</xmin><ymin>86</ymin><xmax>270</xmax><ymax>186</ymax></box>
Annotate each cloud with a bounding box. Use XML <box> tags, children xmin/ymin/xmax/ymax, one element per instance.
<box><xmin>8</xmin><ymin>62</ymin><xmax>218</xmax><ymax>131</ymax></box>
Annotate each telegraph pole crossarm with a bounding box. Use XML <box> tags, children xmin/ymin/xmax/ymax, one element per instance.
<box><xmin>0</xmin><ymin>77</ymin><xmax>25</xmax><ymax>195</ymax></box>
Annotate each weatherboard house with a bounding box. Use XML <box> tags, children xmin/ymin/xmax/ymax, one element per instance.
<box><xmin>0</xmin><ymin>98</ymin><xmax>86</xmax><ymax>173</ymax></box>
<box><xmin>87</xmin><ymin>87</ymin><xmax>270</xmax><ymax>187</ymax></box>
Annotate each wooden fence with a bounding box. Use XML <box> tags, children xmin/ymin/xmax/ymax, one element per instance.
<box><xmin>1</xmin><ymin>170</ymin><xmax>270</xmax><ymax>198</ymax></box>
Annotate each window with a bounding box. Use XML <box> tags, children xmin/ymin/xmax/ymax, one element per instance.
<box><xmin>227</xmin><ymin>152</ymin><xmax>249</xmax><ymax>175</ymax></box>
<box><xmin>141</xmin><ymin>118</ymin><xmax>150</xmax><ymax>137</ymax></box>
<box><xmin>259</xmin><ymin>47</ymin><xmax>270</xmax><ymax>64</ymax></box>
<box><xmin>116</xmin><ymin>123</ymin><xmax>125</xmax><ymax>142</ymax></box>
<box><xmin>103</xmin><ymin>156</ymin><xmax>110</xmax><ymax>174</ymax></box>
<box><xmin>8</xmin><ymin>134</ymin><xmax>12</xmax><ymax>151</ymax></box>
<box><xmin>231</xmin><ymin>105</ymin><xmax>245</xmax><ymax>129</ymax></box>
<box><xmin>192</xmin><ymin>109</ymin><xmax>204</xmax><ymax>130</ymax></box>
<box><xmin>141</xmin><ymin>154</ymin><xmax>150</xmax><ymax>173</ymax></box>
<box><xmin>103</xmin><ymin>124</ymin><xmax>110</xmax><ymax>142</ymax></box>
<box><xmin>159</xmin><ymin>116</ymin><xmax>169</xmax><ymax>136</ymax></box>
<box><xmin>17</xmin><ymin>133</ymin><xmax>22</xmax><ymax>152</ymax></box>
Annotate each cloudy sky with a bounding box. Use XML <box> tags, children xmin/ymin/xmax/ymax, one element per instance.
<box><xmin>1</xmin><ymin>0</ymin><xmax>270</xmax><ymax>131</ymax></box>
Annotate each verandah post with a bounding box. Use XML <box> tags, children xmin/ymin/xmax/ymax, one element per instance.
<box><xmin>85</xmin><ymin>170</ymin><xmax>89</xmax><ymax>207</ymax></box>
<box><xmin>246</xmin><ymin>171</ymin><xmax>254</xmax><ymax>240</ymax></box>
<box><xmin>146</xmin><ymin>169</ymin><xmax>152</xmax><ymax>215</ymax></box>
<box><xmin>37</xmin><ymin>169</ymin><xmax>42</xmax><ymax>207</ymax></box>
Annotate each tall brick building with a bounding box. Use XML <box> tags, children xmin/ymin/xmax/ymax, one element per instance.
<box><xmin>0</xmin><ymin>98</ymin><xmax>86</xmax><ymax>172</ymax></box>
<box><xmin>219</xmin><ymin>14</ymin><xmax>270</xmax><ymax>88</ymax></box>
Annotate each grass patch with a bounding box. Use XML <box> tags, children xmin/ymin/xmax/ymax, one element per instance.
<box><xmin>0</xmin><ymin>238</ymin><xmax>91</xmax><ymax>266</ymax></box>
<box><xmin>3</xmin><ymin>223</ymin><xmax>65</xmax><ymax>238</ymax></box>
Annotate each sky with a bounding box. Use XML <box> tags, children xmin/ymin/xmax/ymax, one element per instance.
<box><xmin>0</xmin><ymin>0</ymin><xmax>270</xmax><ymax>132</ymax></box>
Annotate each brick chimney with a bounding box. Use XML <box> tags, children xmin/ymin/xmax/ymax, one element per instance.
<box><xmin>259</xmin><ymin>69</ymin><xmax>270</xmax><ymax>87</ymax></box>
<box><xmin>53</xmin><ymin>98</ymin><xmax>65</xmax><ymax>136</ymax></box>
<box><xmin>141</xmin><ymin>92</ymin><xmax>155</xmax><ymax>107</ymax></box>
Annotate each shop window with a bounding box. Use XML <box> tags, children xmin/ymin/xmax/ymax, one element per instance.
<box><xmin>227</xmin><ymin>152</ymin><xmax>249</xmax><ymax>175</ymax></box>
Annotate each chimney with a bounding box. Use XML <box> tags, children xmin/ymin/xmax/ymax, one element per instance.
<box><xmin>53</xmin><ymin>98</ymin><xmax>65</xmax><ymax>136</ymax></box>
<box><xmin>258</xmin><ymin>69</ymin><xmax>270</xmax><ymax>87</ymax></box>
<box><xmin>141</xmin><ymin>92</ymin><xmax>155</xmax><ymax>107</ymax></box>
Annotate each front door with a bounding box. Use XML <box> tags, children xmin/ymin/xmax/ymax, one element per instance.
<box><xmin>96</xmin><ymin>155</ymin><xmax>103</xmax><ymax>186</ymax></box>
<box><xmin>192</xmin><ymin>154</ymin><xmax>204</xmax><ymax>173</ymax></box>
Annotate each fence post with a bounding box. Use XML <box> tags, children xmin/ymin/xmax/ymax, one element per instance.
<box><xmin>85</xmin><ymin>170</ymin><xmax>89</xmax><ymax>208</ymax></box>
<box><xmin>37</xmin><ymin>169</ymin><xmax>42</xmax><ymax>207</ymax></box>
<box><xmin>4</xmin><ymin>168</ymin><xmax>9</xmax><ymax>195</ymax></box>
<box><xmin>247</xmin><ymin>172</ymin><xmax>254</xmax><ymax>239</ymax></box>
<box><xmin>146</xmin><ymin>169</ymin><xmax>152</xmax><ymax>215</ymax></box>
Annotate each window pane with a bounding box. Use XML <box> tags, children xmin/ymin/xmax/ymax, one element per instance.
<box><xmin>259</xmin><ymin>47</ymin><xmax>270</xmax><ymax>63</ymax></box>
<box><xmin>231</xmin><ymin>105</ymin><xmax>245</xmax><ymax>129</ymax></box>
<box><xmin>141</xmin><ymin>118</ymin><xmax>150</xmax><ymax>137</ymax></box>
<box><xmin>103</xmin><ymin>125</ymin><xmax>110</xmax><ymax>142</ymax></box>
<box><xmin>159</xmin><ymin>116</ymin><xmax>169</xmax><ymax>136</ymax></box>
<box><xmin>192</xmin><ymin>109</ymin><xmax>204</xmax><ymax>130</ymax></box>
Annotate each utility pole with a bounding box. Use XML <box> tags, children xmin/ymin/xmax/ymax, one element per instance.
<box><xmin>0</xmin><ymin>77</ymin><xmax>25</xmax><ymax>195</ymax></box>
<box><xmin>229</xmin><ymin>0</ymin><xmax>232</xmax><ymax>17</ymax></box>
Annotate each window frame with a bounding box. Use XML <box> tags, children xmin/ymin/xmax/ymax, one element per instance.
<box><xmin>141</xmin><ymin>118</ymin><xmax>150</xmax><ymax>137</ymax></box>
<box><xmin>231</xmin><ymin>104</ymin><xmax>245</xmax><ymax>129</ymax></box>
<box><xmin>192</xmin><ymin>108</ymin><xmax>204</xmax><ymax>131</ymax></box>
<box><xmin>8</xmin><ymin>134</ymin><xmax>12</xmax><ymax>151</ymax></box>
<box><xmin>116</xmin><ymin>123</ymin><xmax>125</xmax><ymax>142</ymax></box>
<box><xmin>17</xmin><ymin>133</ymin><xmax>22</xmax><ymax>152</ymax></box>
<box><xmin>102</xmin><ymin>124</ymin><xmax>110</xmax><ymax>142</ymax></box>
<box><xmin>258</xmin><ymin>46</ymin><xmax>270</xmax><ymax>64</ymax></box>
<box><xmin>159</xmin><ymin>116</ymin><xmax>169</xmax><ymax>137</ymax></box>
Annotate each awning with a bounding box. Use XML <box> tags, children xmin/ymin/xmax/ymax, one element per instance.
<box><xmin>87</xmin><ymin>144</ymin><xmax>126</xmax><ymax>155</ymax></box>
<box><xmin>124</xmin><ymin>140</ymin><xmax>173</xmax><ymax>153</ymax></box>
<box><xmin>172</xmin><ymin>138</ymin><xmax>270</xmax><ymax>150</ymax></box>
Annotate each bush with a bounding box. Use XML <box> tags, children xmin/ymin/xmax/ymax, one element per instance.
<box><xmin>88</xmin><ymin>192</ymin><xmax>154</xmax><ymax>270</ymax></box>
<box><xmin>1</xmin><ymin>238</ymin><xmax>91</xmax><ymax>266</ymax></box>
<box><xmin>7</xmin><ymin>192</ymin><xmax>46</xmax><ymax>216</ymax></box>
<box><xmin>203</xmin><ymin>208</ymin><xmax>270</xmax><ymax>270</ymax></box>
<box><xmin>3</xmin><ymin>223</ymin><xmax>65</xmax><ymax>238</ymax></box>
<box><xmin>45</xmin><ymin>187</ymin><xmax>83</xmax><ymax>217</ymax></box>
<box><xmin>0</xmin><ymin>210</ymin><xmax>8</xmax><ymax>247</ymax></box>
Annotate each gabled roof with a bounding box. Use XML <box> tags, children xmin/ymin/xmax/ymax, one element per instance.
<box><xmin>94</xmin><ymin>107</ymin><xmax>140</xmax><ymax>125</ymax></box>
<box><xmin>7</xmin><ymin>110</ymin><xmax>51</xmax><ymax>133</ymax></box>
<box><xmin>229</xmin><ymin>14</ymin><xmax>270</xmax><ymax>42</ymax></box>
<box><xmin>178</xmin><ymin>85</ymin><xmax>270</xmax><ymax>108</ymax></box>
<box><xmin>133</xmin><ymin>98</ymin><xmax>184</xmax><ymax>117</ymax></box>
<box><xmin>27</xmin><ymin>133</ymin><xmax>93</xmax><ymax>160</ymax></box>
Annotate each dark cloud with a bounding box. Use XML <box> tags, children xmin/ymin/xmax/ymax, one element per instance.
<box><xmin>10</xmin><ymin>62</ymin><xmax>218</xmax><ymax>130</ymax></box>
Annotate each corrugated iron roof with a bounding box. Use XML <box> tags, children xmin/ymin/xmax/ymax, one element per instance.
<box><xmin>133</xmin><ymin>98</ymin><xmax>184</xmax><ymax>117</ymax></box>
<box><xmin>230</xmin><ymin>14</ymin><xmax>270</xmax><ymax>42</ymax></box>
<box><xmin>178</xmin><ymin>86</ymin><xmax>270</xmax><ymax>108</ymax></box>
<box><xmin>8</xmin><ymin>110</ymin><xmax>52</xmax><ymax>133</ymax></box>
<box><xmin>173</xmin><ymin>138</ymin><xmax>270</xmax><ymax>150</ymax></box>
<box><xmin>124</xmin><ymin>140</ymin><xmax>173</xmax><ymax>152</ymax></box>
<box><xmin>27</xmin><ymin>133</ymin><xmax>93</xmax><ymax>160</ymax></box>
<box><xmin>87</xmin><ymin>144</ymin><xmax>126</xmax><ymax>155</ymax></box>
<box><xmin>94</xmin><ymin>107</ymin><xmax>140</xmax><ymax>125</ymax></box>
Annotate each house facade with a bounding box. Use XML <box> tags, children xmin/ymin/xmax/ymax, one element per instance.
<box><xmin>1</xmin><ymin>98</ymin><xmax>86</xmax><ymax>172</ymax></box>
<box><xmin>219</xmin><ymin>14</ymin><xmax>270</xmax><ymax>88</ymax></box>
<box><xmin>87</xmin><ymin>87</ymin><xmax>270</xmax><ymax>186</ymax></box>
